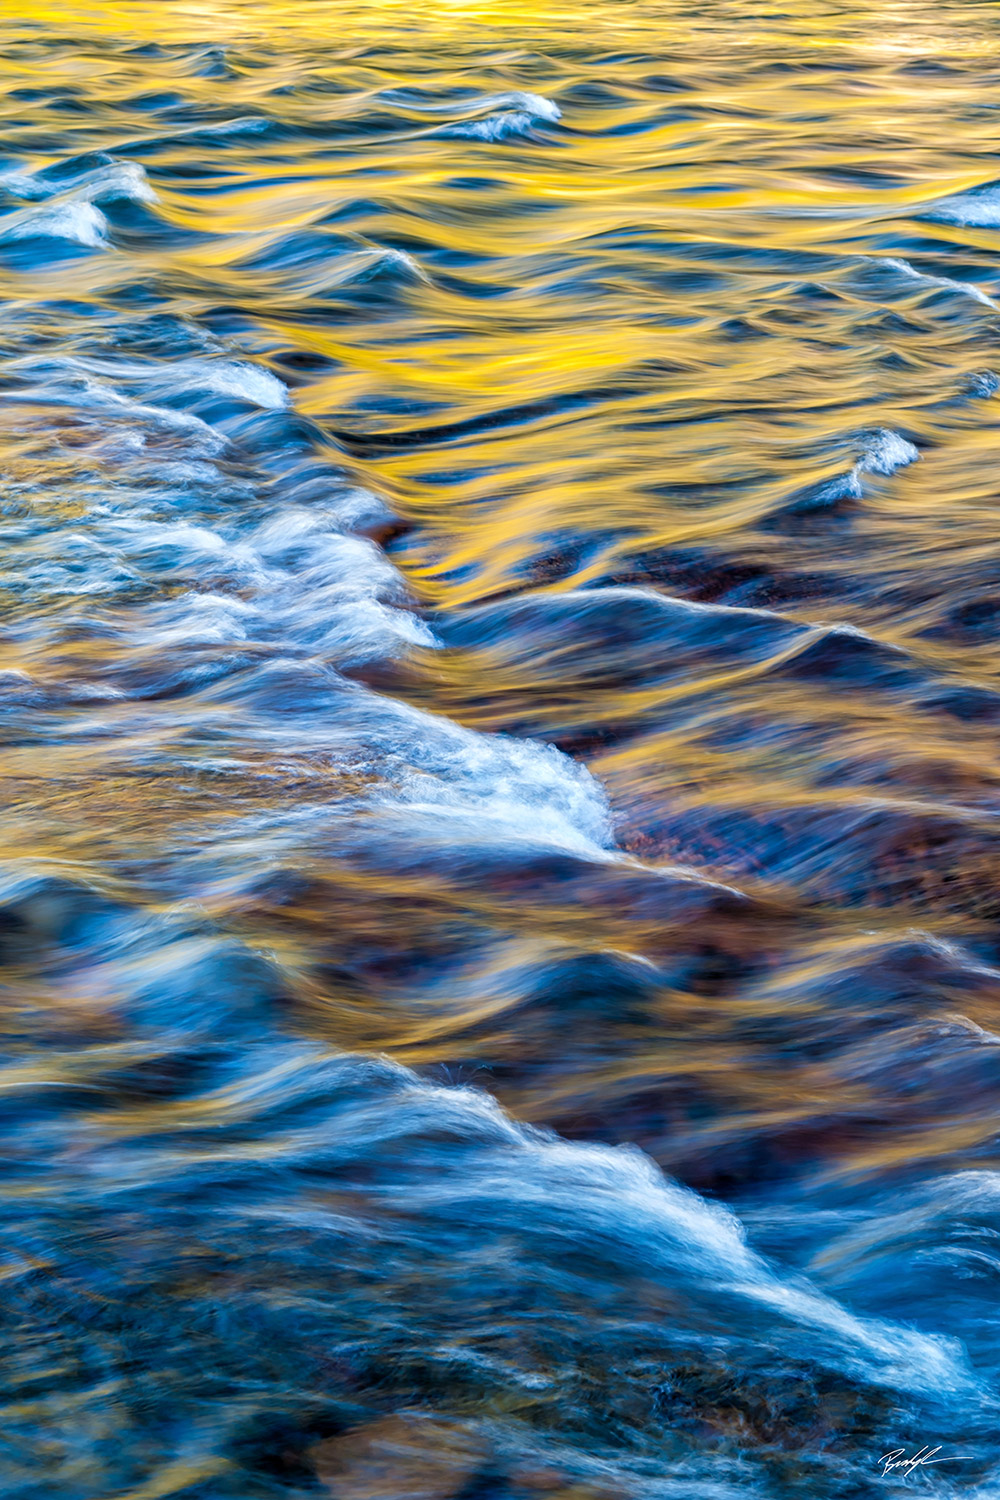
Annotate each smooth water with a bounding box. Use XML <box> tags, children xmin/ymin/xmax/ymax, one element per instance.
<box><xmin>3</xmin><ymin>1</ymin><xmax>1000</xmax><ymax>1495</ymax></box>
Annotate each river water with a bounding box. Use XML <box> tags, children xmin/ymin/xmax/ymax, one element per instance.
<box><xmin>3</xmin><ymin>1</ymin><xmax>1000</xmax><ymax>1495</ymax></box>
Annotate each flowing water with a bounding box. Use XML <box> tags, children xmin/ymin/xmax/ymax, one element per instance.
<box><xmin>5</xmin><ymin>1</ymin><xmax>1000</xmax><ymax>1494</ymax></box>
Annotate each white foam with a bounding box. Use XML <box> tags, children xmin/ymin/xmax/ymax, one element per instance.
<box><xmin>493</xmin><ymin>91</ymin><xmax>561</xmax><ymax>122</ymax></box>
<box><xmin>327</xmin><ymin>487</ymin><xmax>396</xmax><ymax>534</ymax></box>
<box><xmin>927</xmin><ymin>185</ymin><xmax>1000</xmax><ymax>226</ymax></box>
<box><xmin>356</xmin><ymin>245</ymin><xmax>423</xmax><ymax>281</ymax></box>
<box><xmin>250</xmin><ymin>512</ymin><xmax>437</xmax><ymax>659</ymax></box>
<box><xmin>880</xmin><ymin>256</ymin><xmax>997</xmax><ymax>310</ymax></box>
<box><xmin>617</xmin><ymin>1160</ymin><xmax>969</xmax><ymax>1394</ymax></box>
<box><xmin>157</xmin><ymin>117</ymin><xmax>271</xmax><ymax>142</ymax></box>
<box><xmin>967</xmin><ymin>371</ymin><xmax>1000</xmax><ymax>398</ymax></box>
<box><xmin>150</xmin><ymin>359</ymin><xmax>289</xmax><ymax>410</ymax></box>
<box><xmin>292</xmin><ymin>244</ymin><xmax>424</xmax><ymax>291</ymax></box>
<box><xmin>365</xmin><ymin>694</ymin><xmax>614</xmax><ymax>855</ymax></box>
<box><xmin>857</xmin><ymin>428</ymin><xmax>920</xmax><ymax>476</ymax></box>
<box><xmin>0</xmin><ymin>358</ymin><xmax>229</xmax><ymax>455</ymax></box>
<box><xmin>75</xmin><ymin>381</ymin><xmax>229</xmax><ymax>454</ymax></box>
<box><xmin>0</xmin><ymin>160</ymin><xmax>156</xmax><ymax>207</ymax></box>
<box><xmin>208</xmin><ymin>684</ymin><xmax>612</xmax><ymax>857</ymax></box>
<box><xmin>209</xmin><ymin>116</ymin><xmax>272</xmax><ymax>137</ymax></box>
<box><xmin>443</xmin><ymin>111</ymin><xmax>539</xmax><ymax>142</ymax></box>
<box><xmin>373</xmin><ymin>1089</ymin><xmax>979</xmax><ymax>1399</ymax></box>
<box><xmin>135</xmin><ymin>458</ymin><xmax>225</xmax><ymax>485</ymax></box>
<box><xmin>112</xmin><ymin>518</ymin><xmax>263</xmax><ymax>582</ymax></box>
<box><xmin>84</xmin><ymin>505</ymin><xmax>434</xmax><ymax>669</ymax></box>
<box><xmin>136</xmin><ymin>592</ymin><xmax>258</xmax><ymax>647</ymax></box>
<box><xmin>396</xmin><ymin>89</ymin><xmax>560</xmax><ymax>121</ymax></box>
<box><xmin>0</xmin><ymin>200</ymin><xmax>109</xmax><ymax>248</ymax></box>
<box><xmin>67</xmin><ymin>161</ymin><xmax>156</xmax><ymax>206</ymax></box>
<box><xmin>306</xmin><ymin>597</ymin><xmax>435</xmax><ymax>657</ymax></box>
<box><xmin>0</xmin><ymin>171</ymin><xmax>50</xmax><ymax>201</ymax></box>
<box><xmin>808</xmin><ymin>469</ymin><xmax>864</xmax><ymax>505</ymax></box>
<box><xmin>798</xmin><ymin>428</ymin><xmax>919</xmax><ymax>502</ymax></box>
<box><xmin>252</xmin><ymin>510</ymin><xmax>403</xmax><ymax>579</ymax></box>
<box><xmin>21</xmin><ymin>353</ymin><xmax>287</xmax><ymax>415</ymax></box>
<box><xmin>432</xmin><ymin>91</ymin><xmax>560</xmax><ymax>141</ymax></box>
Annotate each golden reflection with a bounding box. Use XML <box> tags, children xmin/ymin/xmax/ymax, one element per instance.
<box><xmin>0</xmin><ymin>4</ymin><xmax>1000</xmax><ymax>1492</ymax></box>
<box><xmin>1</xmin><ymin>0</ymin><xmax>1000</xmax><ymax>1238</ymax></box>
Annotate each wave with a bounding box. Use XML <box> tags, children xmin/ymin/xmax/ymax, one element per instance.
<box><xmin>0</xmin><ymin>155</ymin><xmax>156</xmax><ymax>206</ymax></box>
<box><xmin>437</xmin><ymin>109</ymin><xmax>557</xmax><ymax>142</ymax></box>
<box><xmin>878</xmin><ymin>255</ymin><xmax>998</xmax><ymax>310</ymax></box>
<box><xmin>924</xmin><ymin>181</ymin><xmax>1000</xmax><ymax>226</ymax></box>
<box><xmin>0</xmin><ymin>199</ymin><xmax>109</xmax><ymax>248</ymax></box>
<box><xmin>382</xmin><ymin>87</ymin><xmax>561</xmax><ymax>121</ymax></box>
<box><xmin>3</xmin><ymin>13</ymin><xmax>1000</xmax><ymax>1496</ymax></box>
<box><xmin>0</xmin><ymin>846</ymin><xmax>984</xmax><ymax>1492</ymax></box>
<box><xmin>856</xmin><ymin>426</ymin><xmax>920</xmax><ymax>474</ymax></box>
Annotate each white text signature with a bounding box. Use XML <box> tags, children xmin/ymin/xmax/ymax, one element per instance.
<box><xmin>879</xmin><ymin>1446</ymin><xmax>972</xmax><ymax>1478</ymax></box>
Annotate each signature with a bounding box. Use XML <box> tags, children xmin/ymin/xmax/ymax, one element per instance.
<box><xmin>878</xmin><ymin>1446</ymin><xmax>973</xmax><ymax>1478</ymax></box>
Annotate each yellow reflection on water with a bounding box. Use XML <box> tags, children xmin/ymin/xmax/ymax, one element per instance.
<box><xmin>3</xmin><ymin>0</ymin><xmax>1000</xmax><ymax>1196</ymax></box>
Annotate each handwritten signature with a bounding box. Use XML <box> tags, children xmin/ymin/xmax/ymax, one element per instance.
<box><xmin>878</xmin><ymin>1446</ymin><xmax>973</xmax><ymax>1478</ymax></box>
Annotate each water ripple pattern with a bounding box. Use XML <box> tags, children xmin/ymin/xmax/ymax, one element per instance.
<box><xmin>2</xmin><ymin>2</ymin><xmax>1000</xmax><ymax>1497</ymax></box>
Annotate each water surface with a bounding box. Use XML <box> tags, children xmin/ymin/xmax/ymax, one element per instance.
<box><xmin>3</xmin><ymin>2</ymin><xmax>1000</xmax><ymax>1495</ymax></box>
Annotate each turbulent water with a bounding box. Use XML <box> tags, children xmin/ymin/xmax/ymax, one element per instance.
<box><xmin>7</xmin><ymin>1</ymin><xmax>1000</xmax><ymax>1495</ymax></box>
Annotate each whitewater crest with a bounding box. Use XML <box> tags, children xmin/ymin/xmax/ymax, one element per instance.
<box><xmin>431</xmin><ymin>90</ymin><xmax>562</xmax><ymax>140</ymax></box>
<box><xmin>878</xmin><ymin>255</ymin><xmax>998</xmax><ymax>310</ymax></box>
<box><xmin>924</xmin><ymin>181</ymin><xmax>1000</xmax><ymax>226</ymax></box>
<box><xmin>0</xmin><ymin>199</ymin><xmax>110</xmax><ymax>248</ymax></box>
<box><xmin>856</xmin><ymin>427</ymin><xmax>920</xmax><ymax>476</ymax></box>
<box><xmin>0</xmin><ymin>156</ymin><xmax>156</xmax><ymax>206</ymax></box>
<box><xmin>0</xmin><ymin>154</ymin><xmax>159</xmax><ymax>259</ymax></box>
<box><xmin>439</xmin><ymin>111</ymin><xmax>548</xmax><ymax>142</ymax></box>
